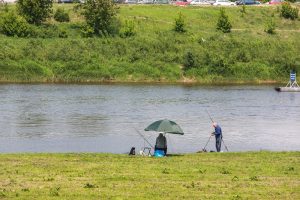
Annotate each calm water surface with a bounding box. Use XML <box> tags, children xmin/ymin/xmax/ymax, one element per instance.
<box><xmin>0</xmin><ymin>84</ymin><xmax>299</xmax><ymax>153</ymax></box>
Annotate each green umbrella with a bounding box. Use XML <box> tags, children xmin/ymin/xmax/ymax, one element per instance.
<box><xmin>144</xmin><ymin>119</ymin><xmax>184</xmax><ymax>135</ymax></box>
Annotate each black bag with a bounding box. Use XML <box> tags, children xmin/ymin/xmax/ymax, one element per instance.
<box><xmin>129</xmin><ymin>147</ymin><xmax>135</xmax><ymax>155</ymax></box>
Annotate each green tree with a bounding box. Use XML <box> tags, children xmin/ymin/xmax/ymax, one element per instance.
<box><xmin>54</xmin><ymin>8</ymin><xmax>70</xmax><ymax>22</ymax></box>
<box><xmin>216</xmin><ymin>8</ymin><xmax>232</xmax><ymax>33</ymax></box>
<box><xmin>183</xmin><ymin>51</ymin><xmax>197</xmax><ymax>70</ymax></box>
<box><xmin>264</xmin><ymin>17</ymin><xmax>276</xmax><ymax>34</ymax></box>
<box><xmin>0</xmin><ymin>11</ymin><xmax>32</xmax><ymax>37</ymax></box>
<box><xmin>17</xmin><ymin>0</ymin><xmax>53</xmax><ymax>25</ymax></box>
<box><xmin>82</xmin><ymin>0</ymin><xmax>118</xmax><ymax>36</ymax></box>
<box><xmin>174</xmin><ymin>12</ymin><xmax>186</xmax><ymax>33</ymax></box>
<box><xmin>281</xmin><ymin>2</ymin><xmax>298</xmax><ymax>20</ymax></box>
<box><xmin>119</xmin><ymin>20</ymin><xmax>136</xmax><ymax>38</ymax></box>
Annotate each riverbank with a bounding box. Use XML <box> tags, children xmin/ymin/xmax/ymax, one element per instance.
<box><xmin>0</xmin><ymin>152</ymin><xmax>299</xmax><ymax>199</ymax></box>
<box><xmin>1</xmin><ymin>5</ymin><xmax>300</xmax><ymax>83</ymax></box>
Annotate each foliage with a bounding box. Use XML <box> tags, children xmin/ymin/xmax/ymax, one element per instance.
<box><xmin>281</xmin><ymin>2</ymin><xmax>299</xmax><ymax>20</ymax></box>
<box><xmin>174</xmin><ymin>12</ymin><xmax>186</xmax><ymax>33</ymax></box>
<box><xmin>0</xmin><ymin>11</ymin><xmax>32</xmax><ymax>37</ymax></box>
<box><xmin>183</xmin><ymin>51</ymin><xmax>197</xmax><ymax>71</ymax></box>
<box><xmin>17</xmin><ymin>0</ymin><xmax>53</xmax><ymax>25</ymax></box>
<box><xmin>264</xmin><ymin>17</ymin><xmax>276</xmax><ymax>34</ymax></box>
<box><xmin>241</xmin><ymin>5</ymin><xmax>246</xmax><ymax>14</ymax></box>
<box><xmin>81</xmin><ymin>0</ymin><xmax>118</xmax><ymax>36</ymax></box>
<box><xmin>31</xmin><ymin>24</ymin><xmax>68</xmax><ymax>38</ymax></box>
<box><xmin>216</xmin><ymin>8</ymin><xmax>232</xmax><ymax>33</ymax></box>
<box><xmin>119</xmin><ymin>19</ymin><xmax>136</xmax><ymax>38</ymax></box>
<box><xmin>54</xmin><ymin>8</ymin><xmax>70</xmax><ymax>23</ymax></box>
<box><xmin>0</xmin><ymin>5</ymin><xmax>300</xmax><ymax>83</ymax></box>
<box><xmin>0</xmin><ymin>1</ymin><xmax>9</xmax><ymax>12</ymax></box>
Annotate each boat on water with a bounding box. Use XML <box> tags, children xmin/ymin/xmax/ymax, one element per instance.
<box><xmin>275</xmin><ymin>71</ymin><xmax>300</xmax><ymax>92</ymax></box>
<box><xmin>275</xmin><ymin>87</ymin><xmax>300</xmax><ymax>92</ymax></box>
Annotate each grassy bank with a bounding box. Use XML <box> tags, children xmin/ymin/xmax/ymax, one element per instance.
<box><xmin>0</xmin><ymin>152</ymin><xmax>299</xmax><ymax>199</ymax></box>
<box><xmin>0</xmin><ymin>4</ymin><xmax>300</xmax><ymax>83</ymax></box>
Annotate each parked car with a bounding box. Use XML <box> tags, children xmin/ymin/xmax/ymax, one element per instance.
<box><xmin>175</xmin><ymin>0</ymin><xmax>191</xmax><ymax>6</ymax></box>
<box><xmin>190</xmin><ymin>0</ymin><xmax>211</xmax><ymax>5</ymax></box>
<box><xmin>137</xmin><ymin>0</ymin><xmax>154</xmax><ymax>3</ymax></box>
<box><xmin>213</xmin><ymin>0</ymin><xmax>236</xmax><ymax>6</ymax></box>
<box><xmin>58</xmin><ymin>0</ymin><xmax>74</xmax><ymax>3</ymax></box>
<box><xmin>236</xmin><ymin>0</ymin><xmax>260</xmax><ymax>5</ymax></box>
<box><xmin>268</xmin><ymin>0</ymin><xmax>284</xmax><ymax>4</ymax></box>
<box><xmin>125</xmin><ymin>0</ymin><xmax>137</xmax><ymax>3</ymax></box>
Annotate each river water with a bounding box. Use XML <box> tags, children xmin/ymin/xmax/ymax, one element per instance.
<box><xmin>0</xmin><ymin>84</ymin><xmax>299</xmax><ymax>153</ymax></box>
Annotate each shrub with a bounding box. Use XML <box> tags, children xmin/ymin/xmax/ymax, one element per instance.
<box><xmin>17</xmin><ymin>0</ymin><xmax>53</xmax><ymax>25</ymax></box>
<box><xmin>241</xmin><ymin>5</ymin><xmax>246</xmax><ymax>14</ymax></box>
<box><xmin>183</xmin><ymin>51</ymin><xmax>197</xmax><ymax>70</ymax></box>
<box><xmin>281</xmin><ymin>2</ymin><xmax>298</xmax><ymax>20</ymax></box>
<box><xmin>0</xmin><ymin>11</ymin><xmax>32</xmax><ymax>37</ymax></box>
<box><xmin>81</xmin><ymin>24</ymin><xmax>94</xmax><ymax>38</ymax></box>
<box><xmin>0</xmin><ymin>1</ymin><xmax>9</xmax><ymax>12</ymax></box>
<box><xmin>119</xmin><ymin>20</ymin><xmax>136</xmax><ymax>38</ymax></box>
<box><xmin>81</xmin><ymin>0</ymin><xmax>118</xmax><ymax>36</ymax></box>
<box><xmin>216</xmin><ymin>8</ymin><xmax>232</xmax><ymax>33</ymax></box>
<box><xmin>174</xmin><ymin>12</ymin><xmax>186</xmax><ymax>33</ymax></box>
<box><xmin>264</xmin><ymin>18</ymin><xmax>276</xmax><ymax>34</ymax></box>
<box><xmin>54</xmin><ymin>8</ymin><xmax>70</xmax><ymax>22</ymax></box>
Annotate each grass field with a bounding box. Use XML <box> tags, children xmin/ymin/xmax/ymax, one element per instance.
<box><xmin>0</xmin><ymin>4</ymin><xmax>300</xmax><ymax>83</ymax></box>
<box><xmin>0</xmin><ymin>152</ymin><xmax>299</xmax><ymax>199</ymax></box>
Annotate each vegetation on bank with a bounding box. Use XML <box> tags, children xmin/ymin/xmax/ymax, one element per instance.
<box><xmin>0</xmin><ymin>152</ymin><xmax>299</xmax><ymax>199</ymax></box>
<box><xmin>0</xmin><ymin>3</ymin><xmax>300</xmax><ymax>83</ymax></box>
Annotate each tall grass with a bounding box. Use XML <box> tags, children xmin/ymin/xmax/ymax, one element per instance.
<box><xmin>0</xmin><ymin>4</ymin><xmax>300</xmax><ymax>83</ymax></box>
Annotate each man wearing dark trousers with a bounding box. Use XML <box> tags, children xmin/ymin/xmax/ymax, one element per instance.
<box><xmin>212</xmin><ymin>122</ymin><xmax>222</xmax><ymax>152</ymax></box>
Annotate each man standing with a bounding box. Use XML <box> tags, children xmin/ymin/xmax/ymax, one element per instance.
<box><xmin>212</xmin><ymin>122</ymin><xmax>222</xmax><ymax>152</ymax></box>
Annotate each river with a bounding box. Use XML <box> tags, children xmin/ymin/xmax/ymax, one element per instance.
<box><xmin>0</xmin><ymin>84</ymin><xmax>299</xmax><ymax>153</ymax></box>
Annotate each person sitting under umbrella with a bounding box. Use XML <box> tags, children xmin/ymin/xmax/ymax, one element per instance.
<box><xmin>155</xmin><ymin>133</ymin><xmax>167</xmax><ymax>155</ymax></box>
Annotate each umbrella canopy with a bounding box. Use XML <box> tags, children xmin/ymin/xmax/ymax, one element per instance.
<box><xmin>144</xmin><ymin>119</ymin><xmax>184</xmax><ymax>135</ymax></box>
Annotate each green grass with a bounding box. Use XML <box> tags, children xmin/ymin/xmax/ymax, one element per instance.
<box><xmin>0</xmin><ymin>152</ymin><xmax>299</xmax><ymax>199</ymax></box>
<box><xmin>0</xmin><ymin>4</ymin><xmax>300</xmax><ymax>83</ymax></box>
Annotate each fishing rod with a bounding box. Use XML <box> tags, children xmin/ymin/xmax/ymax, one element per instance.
<box><xmin>203</xmin><ymin>135</ymin><xmax>212</xmax><ymax>152</ymax></box>
<box><xmin>205</xmin><ymin>109</ymin><xmax>229</xmax><ymax>152</ymax></box>
<box><xmin>134</xmin><ymin>128</ymin><xmax>154</xmax><ymax>149</ymax></box>
<box><xmin>222</xmin><ymin>138</ymin><xmax>229</xmax><ymax>152</ymax></box>
<box><xmin>206</xmin><ymin>109</ymin><xmax>214</xmax><ymax>123</ymax></box>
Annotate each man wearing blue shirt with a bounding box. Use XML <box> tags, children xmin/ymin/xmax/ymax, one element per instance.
<box><xmin>212</xmin><ymin>122</ymin><xmax>222</xmax><ymax>152</ymax></box>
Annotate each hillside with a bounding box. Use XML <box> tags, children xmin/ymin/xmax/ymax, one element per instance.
<box><xmin>0</xmin><ymin>4</ymin><xmax>300</xmax><ymax>83</ymax></box>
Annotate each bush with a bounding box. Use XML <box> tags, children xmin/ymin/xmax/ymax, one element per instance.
<box><xmin>17</xmin><ymin>0</ymin><xmax>53</xmax><ymax>25</ymax></box>
<box><xmin>82</xmin><ymin>0</ymin><xmax>118</xmax><ymax>36</ymax></box>
<box><xmin>119</xmin><ymin>20</ymin><xmax>136</xmax><ymax>38</ymax></box>
<box><xmin>0</xmin><ymin>11</ymin><xmax>32</xmax><ymax>37</ymax></box>
<box><xmin>0</xmin><ymin>1</ymin><xmax>9</xmax><ymax>12</ymax></box>
<box><xmin>216</xmin><ymin>8</ymin><xmax>232</xmax><ymax>33</ymax></box>
<box><xmin>264</xmin><ymin>18</ymin><xmax>276</xmax><ymax>34</ymax></box>
<box><xmin>174</xmin><ymin>12</ymin><xmax>186</xmax><ymax>33</ymax></box>
<box><xmin>54</xmin><ymin>8</ymin><xmax>70</xmax><ymax>22</ymax></box>
<box><xmin>81</xmin><ymin>24</ymin><xmax>94</xmax><ymax>38</ymax></box>
<box><xmin>30</xmin><ymin>24</ymin><xmax>68</xmax><ymax>38</ymax></box>
<box><xmin>281</xmin><ymin>2</ymin><xmax>298</xmax><ymax>20</ymax></box>
<box><xmin>183</xmin><ymin>51</ymin><xmax>197</xmax><ymax>70</ymax></box>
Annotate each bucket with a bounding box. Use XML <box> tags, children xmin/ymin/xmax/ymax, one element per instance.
<box><xmin>154</xmin><ymin>149</ymin><xmax>165</xmax><ymax>157</ymax></box>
